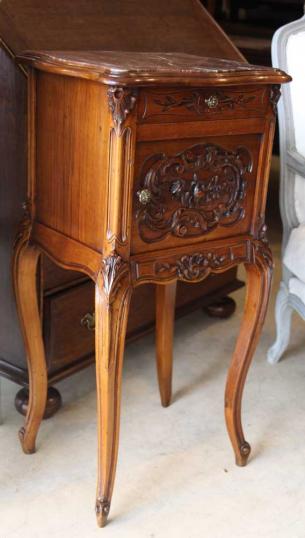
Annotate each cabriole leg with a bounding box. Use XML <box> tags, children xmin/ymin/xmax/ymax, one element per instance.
<box><xmin>14</xmin><ymin>243</ymin><xmax>48</xmax><ymax>454</ymax></box>
<box><xmin>267</xmin><ymin>282</ymin><xmax>292</xmax><ymax>364</ymax></box>
<box><xmin>94</xmin><ymin>257</ymin><xmax>132</xmax><ymax>527</ymax></box>
<box><xmin>225</xmin><ymin>252</ymin><xmax>272</xmax><ymax>466</ymax></box>
<box><xmin>155</xmin><ymin>282</ymin><xmax>177</xmax><ymax>407</ymax></box>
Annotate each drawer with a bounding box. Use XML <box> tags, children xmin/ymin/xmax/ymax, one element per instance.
<box><xmin>44</xmin><ymin>281</ymin><xmax>95</xmax><ymax>371</ymax></box>
<box><xmin>131</xmin><ymin>133</ymin><xmax>261</xmax><ymax>254</ymax></box>
<box><xmin>44</xmin><ymin>272</ymin><xmax>239</xmax><ymax>372</ymax></box>
<box><xmin>137</xmin><ymin>85</ymin><xmax>269</xmax><ymax>124</ymax></box>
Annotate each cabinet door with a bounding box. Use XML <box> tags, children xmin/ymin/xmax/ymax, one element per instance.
<box><xmin>132</xmin><ymin>133</ymin><xmax>261</xmax><ymax>254</ymax></box>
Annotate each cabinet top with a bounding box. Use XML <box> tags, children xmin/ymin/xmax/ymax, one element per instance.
<box><xmin>18</xmin><ymin>50</ymin><xmax>290</xmax><ymax>87</ymax></box>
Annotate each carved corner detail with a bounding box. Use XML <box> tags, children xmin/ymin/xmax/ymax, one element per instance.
<box><xmin>108</xmin><ymin>87</ymin><xmax>137</xmax><ymax>135</ymax></box>
<box><xmin>14</xmin><ymin>199</ymin><xmax>32</xmax><ymax>249</ymax></box>
<box><xmin>270</xmin><ymin>85</ymin><xmax>281</xmax><ymax>114</ymax></box>
<box><xmin>101</xmin><ymin>253</ymin><xmax>130</xmax><ymax>301</ymax></box>
<box><xmin>254</xmin><ymin>217</ymin><xmax>273</xmax><ymax>270</ymax></box>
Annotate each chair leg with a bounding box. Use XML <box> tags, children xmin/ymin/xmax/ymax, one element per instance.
<box><xmin>155</xmin><ymin>282</ymin><xmax>177</xmax><ymax>408</ymax></box>
<box><xmin>225</xmin><ymin>254</ymin><xmax>272</xmax><ymax>466</ymax></box>
<box><xmin>94</xmin><ymin>259</ymin><xmax>132</xmax><ymax>528</ymax></box>
<box><xmin>14</xmin><ymin>242</ymin><xmax>48</xmax><ymax>454</ymax></box>
<box><xmin>267</xmin><ymin>282</ymin><xmax>292</xmax><ymax>364</ymax></box>
<box><xmin>0</xmin><ymin>378</ymin><xmax>3</xmax><ymax>425</ymax></box>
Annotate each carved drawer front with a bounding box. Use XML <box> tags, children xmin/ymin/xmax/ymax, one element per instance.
<box><xmin>132</xmin><ymin>134</ymin><xmax>261</xmax><ymax>254</ymax></box>
<box><xmin>137</xmin><ymin>85</ymin><xmax>270</xmax><ymax>124</ymax></box>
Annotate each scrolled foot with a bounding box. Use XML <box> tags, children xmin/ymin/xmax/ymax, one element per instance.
<box><xmin>18</xmin><ymin>426</ymin><xmax>36</xmax><ymax>455</ymax></box>
<box><xmin>236</xmin><ymin>442</ymin><xmax>251</xmax><ymax>467</ymax></box>
<box><xmin>96</xmin><ymin>498</ymin><xmax>111</xmax><ymax>528</ymax></box>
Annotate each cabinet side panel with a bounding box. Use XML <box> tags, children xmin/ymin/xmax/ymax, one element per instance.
<box><xmin>35</xmin><ymin>73</ymin><xmax>109</xmax><ymax>252</ymax></box>
<box><xmin>0</xmin><ymin>46</ymin><xmax>27</xmax><ymax>368</ymax></box>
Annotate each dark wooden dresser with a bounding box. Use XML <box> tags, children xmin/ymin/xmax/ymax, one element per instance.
<box><xmin>0</xmin><ymin>0</ymin><xmax>244</xmax><ymax>417</ymax></box>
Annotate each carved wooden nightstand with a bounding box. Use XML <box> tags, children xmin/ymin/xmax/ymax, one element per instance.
<box><xmin>15</xmin><ymin>51</ymin><xmax>289</xmax><ymax>527</ymax></box>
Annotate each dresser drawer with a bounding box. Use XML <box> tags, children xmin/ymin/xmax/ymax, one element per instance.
<box><xmin>131</xmin><ymin>133</ymin><xmax>261</xmax><ymax>254</ymax></box>
<box><xmin>137</xmin><ymin>85</ymin><xmax>270</xmax><ymax>124</ymax></box>
<box><xmin>44</xmin><ymin>281</ymin><xmax>95</xmax><ymax>371</ymax></box>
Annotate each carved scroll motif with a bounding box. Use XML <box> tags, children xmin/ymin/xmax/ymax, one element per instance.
<box><xmin>153</xmin><ymin>90</ymin><xmax>256</xmax><ymax>116</ymax></box>
<box><xmin>136</xmin><ymin>143</ymin><xmax>253</xmax><ymax>243</ymax></box>
<box><xmin>107</xmin><ymin>87</ymin><xmax>137</xmax><ymax>136</ymax></box>
<box><xmin>154</xmin><ymin>243</ymin><xmax>249</xmax><ymax>283</ymax></box>
<box><xmin>156</xmin><ymin>252</ymin><xmax>227</xmax><ymax>281</ymax></box>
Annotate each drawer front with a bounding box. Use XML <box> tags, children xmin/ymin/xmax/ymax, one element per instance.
<box><xmin>131</xmin><ymin>134</ymin><xmax>261</xmax><ymax>254</ymax></box>
<box><xmin>137</xmin><ymin>86</ymin><xmax>269</xmax><ymax>124</ymax></box>
<box><xmin>44</xmin><ymin>282</ymin><xmax>95</xmax><ymax>371</ymax></box>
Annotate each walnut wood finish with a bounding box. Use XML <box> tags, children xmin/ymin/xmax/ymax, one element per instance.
<box><xmin>0</xmin><ymin>0</ymin><xmax>245</xmax><ymax>415</ymax></box>
<box><xmin>14</xmin><ymin>242</ymin><xmax>47</xmax><ymax>454</ymax></box>
<box><xmin>15</xmin><ymin>50</ymin><xmax>290</xmax><ymax>526</ymax></box>
<box><xmin>156</xmin><ymin>282</ymin><xmax>177</xmax><ymax>407</ymax></box>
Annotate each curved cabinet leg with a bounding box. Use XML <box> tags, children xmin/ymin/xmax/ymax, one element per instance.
<box><xmin>155</xmin><ymin>282</ymin><xmax>177</xmax><ymax>407</ymax></box>
<box><xmin>225</xmin><ymin>253</ymin><xmax>272</xmax><ymax>466</ymax></box>
<box><xmin>94</xmin><ymin>256</ymin><xmax>132</xmax><ymax>528</ymax></box>
<box><xmin>267</xmin><ymin>282</ymin><xmax>293</xmax><ymax>364</ymax></box>
<box><xmin>14</xmin><ymin>243</ymin><xmax>48</xmax><ymax>454</ymax></box>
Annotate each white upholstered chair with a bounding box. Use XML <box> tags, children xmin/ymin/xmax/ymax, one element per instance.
<box><xmin>268</xmin><ymin>12</ymin><xmax>305</xmax><ymax>364</ymax></box>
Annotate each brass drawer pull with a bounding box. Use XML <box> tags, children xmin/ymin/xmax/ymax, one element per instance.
<box><xmin>137</xmin><ymin>188</ymin><xmax>152</xmax><ymax>205</ymax></box>
<box><xmin>81</xmin><ymin>312</ymin><xmax>95</xmax><ymax>331</ymax></box>
<box><xmin>205</xmin><ymin>95</ymin><xmax>219</xmax><ymax>109</ymax></box>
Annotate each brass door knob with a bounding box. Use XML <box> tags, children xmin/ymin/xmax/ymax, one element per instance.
<box><xmin>205</xmin><ymin>95</ymin><xmax>219</xmax><ymax>109</ymax></box>
<box><xmin>137</xmin><ymin>189</ymin><xmax>152</xmax><ymax>205</ymax></box>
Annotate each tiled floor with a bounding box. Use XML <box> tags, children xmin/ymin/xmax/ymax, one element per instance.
<box><xmin>2</xmin><ymin>161</ymin><xmax>305</xmax><ymax>537</ymax></box>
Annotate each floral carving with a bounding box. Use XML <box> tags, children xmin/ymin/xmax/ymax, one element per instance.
<box><xmin>136</xmin><ymin>143</ymin><xmax>253</xmax><ymax>243</ymax></box>
<box><xmin>108</xmin><ymin>87</ymin><xmax>137</xmax><ymax>135</ymax></box>
<box><xmin>153</xmin><ymin>90</ymin><xmax>256</xmax><ymax>116</ymax></box>
<box><xmin>101</xmin><ymin>254</ymin><xmax>129</xmax><ymax>300</ymax></box>
<box><xmin>156</xmin><ymin>252</ymin><xmax>228</xmax><ymax>281</ymax></box>
<box><xmin>269</xmin><ymin>85</ymin><xmax>281</xmax><ymax>113</ymax></box>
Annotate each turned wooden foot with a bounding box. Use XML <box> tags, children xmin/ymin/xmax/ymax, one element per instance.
<box><xmin>94</xmin><ymin>258</ymin><xmax>132</xmax><ymax>527</ymax></box>
<box><xmin>204</xmin><ymin>296</ymin><xmax>236</xmax><ymax>319</ymax></box>
<box><xmin>15</xmin><ymin>387</ymin><xmax>62</xmax><ymax>419</ymax></box>
<box><xmin>155</xmin><ymin>282</ymin><xmax>177</xmax><ymax>407</ymax></box>
<box><xmin>225</xmin><ymin>252</ymin><xmax>272</xmax><ymax>466</ymax></box>
<box><xmin>14</xmin><ymin>242</ymin><xmax>48</xmax><ymax>454</ymax></box>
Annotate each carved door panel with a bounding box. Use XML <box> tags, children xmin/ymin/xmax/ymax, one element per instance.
<box><xmin>131</xmin><ymin>134</ymin><xmax>261</xmax><ymax>254</ymax></box>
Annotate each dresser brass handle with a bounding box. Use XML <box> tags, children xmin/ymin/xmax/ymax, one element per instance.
<box><xmin>205</xmin><ymin>95</ymin><xmax>219</xmax><ymax>109</ymax></box>
<box><xmin>81</xmin><ymin>312</ymin><xmax>95</xmax><ymax>331</ymax></box>
<box><xmin>137</xmin><ymin>189</ymin><xmax>152</xmax><ymax>205</ymax></box>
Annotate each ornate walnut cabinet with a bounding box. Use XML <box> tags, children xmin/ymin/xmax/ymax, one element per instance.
<box><xmin>15</xmin><ymin>50</ymin><xmax>289</xmax><ymax>526</ymax></box>
<box><xmin>0</xmin><ymin>0</ymin><xmax>245</xmax><ymax>418</ymax></box>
